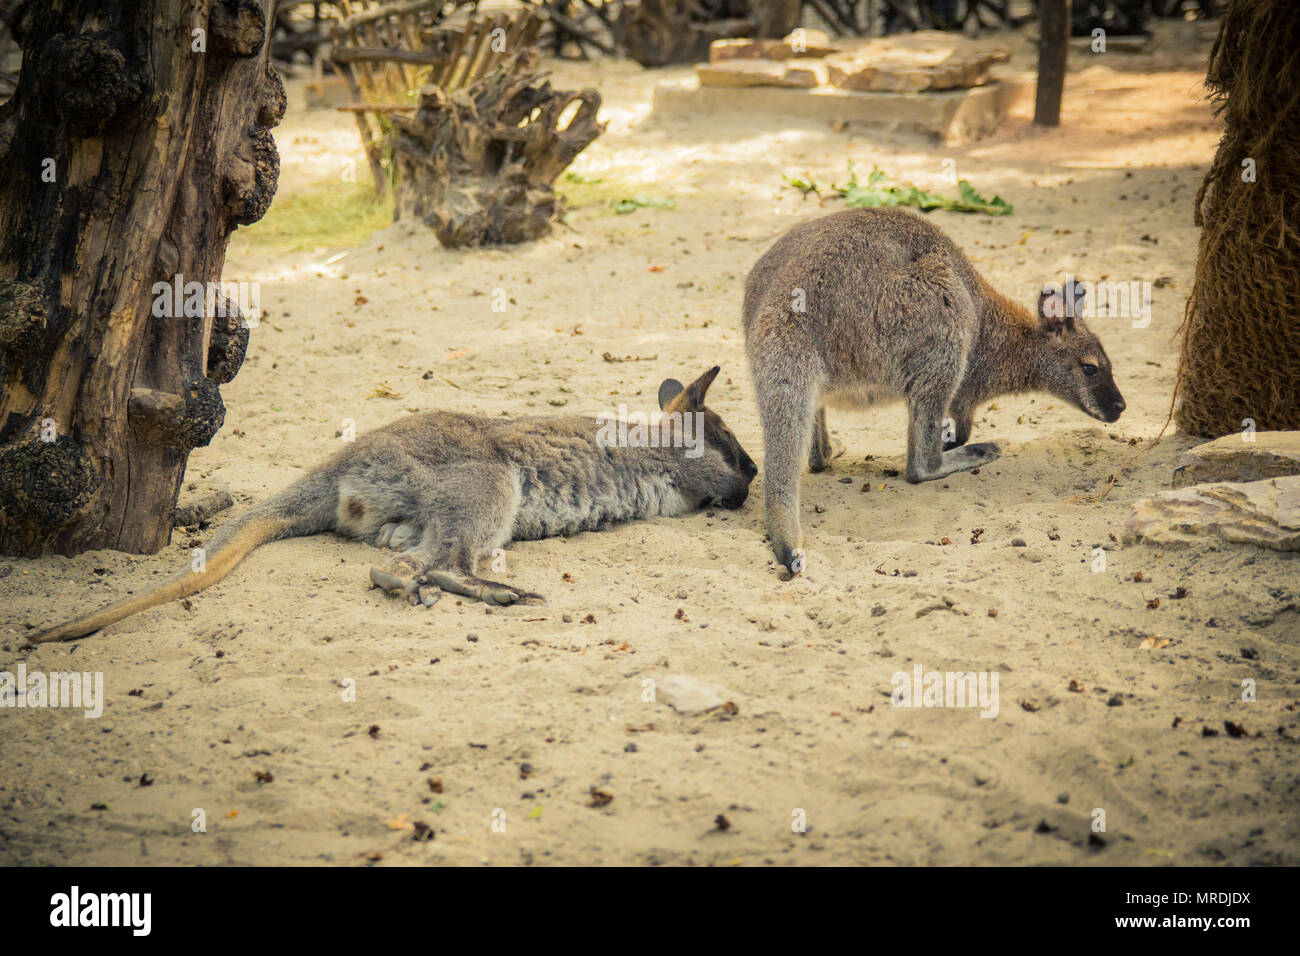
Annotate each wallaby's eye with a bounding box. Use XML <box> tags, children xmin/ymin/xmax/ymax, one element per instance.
<box><xmin>1081</xmin><ymin>363</ymin><xmax>1098</xmax><ymax>377</ymax></box>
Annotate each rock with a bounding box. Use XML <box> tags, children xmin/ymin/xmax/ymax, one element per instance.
<box><xmin>695</xmin><ymin>60</ymin><xmax>822</xmax><ymax>89</ymax></box>
<box><xmin>656</xmin><ymin>675</ymin><xmax>737</xmax><ymax>716</ymax></box>
<box><xmin>1172</xmin><ymin>431</ymin><xmax>1300</xmax><ymax>488</ymax></box>
<box><xmin>820</xmin><ymin>32</ymin><xmax>1008</xmax><ymax>93</ymax></box>
<box><xmin>826</xmin><ymin>51</ymin><xmax>997</xmax><ymax>92</ymax></box>
<box><xmin>1124</xmin><ymin>476</ymin><xmax>1300</xmax><ymax>551</ymax></box>
<box><xmin>708</xmin><ymin>33</ymin><xmax>840</xmax><ymax>64</ymax></box>
<box><xmin>173</xmin><ymin>480</ymin><xmax>233</xmax><ymax>527</ymax></box>
<box><xmin>784</xmin><ymin>61</ymin><xmax>829</xmax><ymax>87</ymax></box>
<box><xmin>788</xmin><ymin>28</ymin><xmax>833</xmax><ymax>49</ymax></box>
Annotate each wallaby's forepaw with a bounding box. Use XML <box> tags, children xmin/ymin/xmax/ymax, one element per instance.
<box><xmin>375</xmin><ymin>521</ymin><xmax>422</xmax><ymax>551</ymax></box>
<box><xmin>370</xmin><ymin>556</ymin><xmax>442</xmax><ymax>608</ymax></box>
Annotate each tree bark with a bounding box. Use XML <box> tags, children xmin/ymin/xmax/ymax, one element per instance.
<box><xmin>1034</xmin><ymin>0</ymin><xmax>1069</xmax><ymax>126</ymax></box>
<box><xmin>0</xmin><ymin>0</ymin><xmax>284</xmax><ymax>557</ymax></box>
<box><xmin>1174</xmin><ymin>0</ymin><xmax>1300</xmax><ymax>436</ymax></box>
<box><xmin>620</xmin><ymin>0</ymin><xmax>794</xmax><ymax>68</ymax></box>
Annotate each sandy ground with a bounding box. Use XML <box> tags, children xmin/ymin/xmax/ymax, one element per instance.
<box><xmin>3</xmin><ymin>20</ymin><xmax>1298</xmax><ymax>866</ymax></box>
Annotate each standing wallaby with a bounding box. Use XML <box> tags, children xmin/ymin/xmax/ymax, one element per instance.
<box><xmin>26</xmin><ymin>367</ymin><xmax>756</xmax><ymax>643</ymax></box>
<box><xmin>744</xmin><ymin>207</ymin><xmax>1126</xmax><ymax>574</ymax></box>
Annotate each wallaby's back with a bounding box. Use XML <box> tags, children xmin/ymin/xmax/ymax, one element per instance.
<box><xmin>744</xmin><ymin>206</ymin><xmax>993</xmax><ymax>390</ymax></box>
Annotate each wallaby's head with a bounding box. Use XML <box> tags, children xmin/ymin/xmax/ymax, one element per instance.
<box><xmin>1035</xmin><ymin>284</ymin><xmax>1126</xmax><ymax>423</ymax></box>
<box><xmin>657</xmin><ymin>366</ymin><xmax>758</xmax><ymax>509</ymax></box>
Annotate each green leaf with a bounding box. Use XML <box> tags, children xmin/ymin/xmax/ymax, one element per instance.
<box><xmin>798</xmin><ymin>163</ymin><xmax>1014</xmax><ymax>216</ymax></box>
<box><xmin>612</xmin><ymin>195</ymin><xmax>676</xmax><ymax>215</ymax></box>
<box><xmin>783</xmin><ymin>173</ymin><xmax>820</xmax><ymax>196</ymax></box>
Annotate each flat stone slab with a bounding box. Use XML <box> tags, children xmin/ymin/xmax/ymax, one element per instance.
<box><xmin>652</xmin><ymin>76</ymin><xmax>1031</xmax><ymax>146</ymax></box>
<box><xmin>1124</xmin><ymin>475</ymin><xmax>1300</xmax><ymax>551</ymax></box>
<box><xmin>710</xmin><ymin>32</ymin><xmax>840</xmax><ymax>63</ymax></box>
<box><xmin>824</xmin><ymin>49</ymin><xmax>1004</xmax><ymax>92</ymax></box>
<box><xmin>1172</xmin><ymin>431</ymin><xmax>1300</xmax><ymax>488</ymax></box>
<box><xmin>708</xmin><ymin>29</ymin><xmax>1009</xmax><ymax>93</ymax></box>
<box><xmin>696</xmin><ymin>58</ymin><xmax>825</xmax><ymax>89</ymax></box>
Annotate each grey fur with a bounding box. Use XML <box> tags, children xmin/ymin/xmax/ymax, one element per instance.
<box><xmin>29</xmin><ymin>367</ymin><xmax>756</xmax><ymax>642</ymax></box>
<box><xmin>743</xmin><ymin>207</ymin><xmax>1126</xmax><ymax>574</ymax></box>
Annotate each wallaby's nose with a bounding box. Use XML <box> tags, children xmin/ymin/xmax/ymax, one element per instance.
<box><xmin>1113</xmin><ymin>398</ymin><xmax>1126</xmax><ymax>414</ymax></box>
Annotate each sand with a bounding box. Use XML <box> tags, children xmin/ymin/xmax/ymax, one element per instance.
<box><xmin>3</xmin><ymin>21</ymin><xmax>1297</xmax><ymax>866</ymax></box>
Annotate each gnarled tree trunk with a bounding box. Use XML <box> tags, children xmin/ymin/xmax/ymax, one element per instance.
<box><xmin>0</xmin><ymin>0</ymin><xmax>283</xmax><ymax>557</ymax></box>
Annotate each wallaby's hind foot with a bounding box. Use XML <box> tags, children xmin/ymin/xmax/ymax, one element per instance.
<box><xmin>369</xmin><ymin>555</ymin><xmax>544</xmax><ymax>608</ymax></box>
<box><xmin>426</xmin><ymin>569</ymin><xmax>546</xmax><ymax>606</ymax></box>
<box><xmin>906</xmin><ymin>442</ymin><xmax>1000</xmax><ymax>483</ymax></box>
<box><xmin>807</xmin><ymin>409</ymin><xmax>844</xmax><ymax>472</ymax></box>
<box><xmin>774</xmin><ymin>547</ymin><xmax>806</xmax><ymax>579</ymax></box>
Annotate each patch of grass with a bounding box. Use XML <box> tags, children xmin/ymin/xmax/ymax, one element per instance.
<box><xmin>611</xmin><ymin>194</ymin><xmax>675</xmax><ymax>215</ymax></box>
<box><xmin>556</xmin><ymin>174</ymin><xmax>669</xmax><ymax>217</ymax></box>
<box><xmin>230</xmin><ymin>181</ymin><xmax>394</xmax><ymax>256</ymax></box>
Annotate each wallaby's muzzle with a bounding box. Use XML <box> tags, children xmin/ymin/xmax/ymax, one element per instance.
<box><xmin>1090</xmin><ymin>380</ymin><xmax>1126</xmax><ymax>423</ymax></box>
<box><xmin>713</xmin><ymin>481</ymin><xmax>751</xmax><ymax>510</ymax></box>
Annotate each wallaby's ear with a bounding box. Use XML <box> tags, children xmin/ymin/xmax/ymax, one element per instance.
<box><xmin>658</xmin><ymin>378</ymin><xmax>685</xmax><ymax>411</ymax></box>
<box><xmin>1037</xmin><ymin>283</ymin><xmax>1067</xmax><ymax>339</ymax></box>
<box><xmin>684</xmin><ymin>365</ymin><xmax>721</xmax><ymax>408</ymax></box>
<box><xmin>1039</xmin><ymin>280</ymin><xmax>1084</xmax><ymax>339</ymax></box>
<box><xmin>1065</xmin><ymin>279</ymin><xmax>1086</xmax><ymax>321</ymax></box>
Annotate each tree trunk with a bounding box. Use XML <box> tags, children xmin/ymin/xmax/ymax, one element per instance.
<box><xmin>0</xmin><ymin>0</ymin><xmax>283</xmax><ymax>557</ymax></box>
<box><xmin>1034</xmin><ymin>0</ymin><xmax>1069</xmax><ymax>126</ymax></box>
<box><xmin>1174</xmin><ymin>0</ymin><xmax>1300</xmax><ymax>436</ymax></box>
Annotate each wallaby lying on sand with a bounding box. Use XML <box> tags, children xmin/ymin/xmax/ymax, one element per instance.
<box><xmin>28</xmin><ymin>367</ymin><xmax>756</xmax><ymax>643</ymax></box>
<box><xmin>744</xmin><ymin>207</ymin><xmax>1126</xmax><ymax>575</ymax></box>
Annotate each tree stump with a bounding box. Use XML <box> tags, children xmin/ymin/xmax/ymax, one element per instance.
<box><xmin>620</xmin><ymin>0</ymin><xmax>800</xmax><ymax>68</ymax></box>
<box><xmin>0</xmin><ymin>0</ymin><xmax>283</xmax><ymax>557</ymax></box>
<box><xmin>390</xmin><ymin>48</ymin><xmax>603</xmax><ymax>247</ymax></box>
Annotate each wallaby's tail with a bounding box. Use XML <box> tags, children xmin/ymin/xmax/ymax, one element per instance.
<box><xmin>26</xmin><ymin>474</ymin><xmax>337</xmax><ymax>644</ymax></box>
